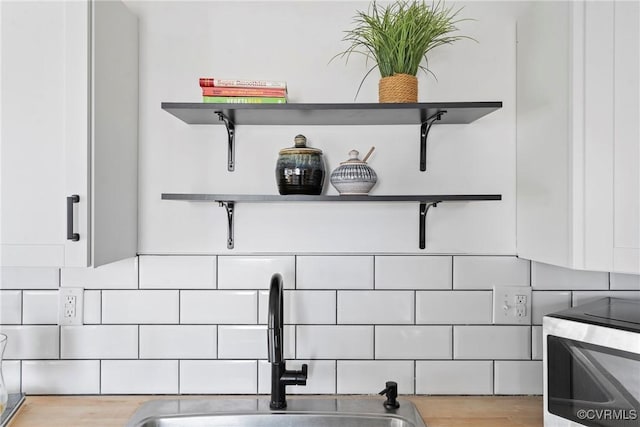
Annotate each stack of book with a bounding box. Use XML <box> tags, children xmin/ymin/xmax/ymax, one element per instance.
<box><xmin>199</xmin><ymin>78</ymin><xmax>287</xmax><ymax>104</ymax></box>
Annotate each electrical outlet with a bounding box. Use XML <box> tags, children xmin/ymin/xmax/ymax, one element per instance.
<box><xmin>515</xmin><ymin>295</ymin><xmax>527</xmax><ymax>305</ymax></box>
<box><xmin>493</xmin><ymin>285</ymin><xmax>532</xmax><ymax>325</ymax></box>
<box><xmin>59</xmin><ymin>288</ymin><xmax>83</xmax><ymax>325</ymax></box>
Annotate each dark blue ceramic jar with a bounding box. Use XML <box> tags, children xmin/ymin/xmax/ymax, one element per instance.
<box><xmin>275</xmin><ymin>134</ymin><xmax>325</xmax><ymax>195</ymax></box>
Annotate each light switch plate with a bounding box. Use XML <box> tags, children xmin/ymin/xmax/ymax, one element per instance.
<box><xmin>493</xmin><ymin>285</ymin><xmax>532</xmax><ymax>325</ymax></box>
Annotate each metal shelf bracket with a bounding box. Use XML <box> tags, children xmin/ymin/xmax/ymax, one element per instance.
<box><xmin>219</xmin><ymin>201</ymin><xmax>235</xmax><ymax>249</ymax></box>
<box><xmin>161</xmin><ymin>194</ymin><xmax>501</xmax><ymax>250</ymax></box>
<box><xmin>216</xmin><ymin>112</ymin><xmax>235</xmax><ymax>171</ymax></box>
<box><xmin>420</xmin><ymin>111</ymin><xmax>447</xmax><ymax>172</ymax></box>
<box><xmin>419</xmin><ymin>201</ymin><xmax>439</xmax><ymax>249</ymax></box>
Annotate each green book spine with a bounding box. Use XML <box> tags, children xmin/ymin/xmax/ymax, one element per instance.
<box><xmin>202</xmin><ymin>96</ymin><xmax>287</xmax><ymax>104</ymax></box>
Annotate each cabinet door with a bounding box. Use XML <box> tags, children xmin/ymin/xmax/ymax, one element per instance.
<box><xmin>1</xmin><ymin>1</ymin><xmax>68</xmax><ymax>266</ymax></box>
<box><xmin>584</xmin><ymin>0</ymin><xmax>639</xmax><ymax>274</ymax></box>
<box><xmin>612</xmin><ymin>0</ymin><xmax>639</xmax><ymax>273</ymax></box>
<box><xmin>64</xmin><ymin>0</ymin><xmax>138</xmax><ymax>267</ymax></box>
<box><xmin>0</xmin><ymin>1</ymin><xmax>137</xmax><ymax>268</ymax></box>
<box><xmin>516</xmin><ymin>0</ymin><xmax>638</xmax><ymax>274</ymax></box>
<box><xmin>516</xmin><ymin>1</ymin><xmax>577</xmax><ymax>268</ymax></box>
<box><xmin>91</xmin><ymin>0</ymin><xmax>138</xmax><ymax>267</ymax></box>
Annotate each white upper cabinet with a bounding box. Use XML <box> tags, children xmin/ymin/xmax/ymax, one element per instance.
<box><xmin>516</xmin><ymin>0</ymin><xmax>639</xmax><ymax>274</ymax></box>
<box><xmin>1</xmin><ymin>1</ymin><xmax>138</xmax><ymax>268</ymax></box>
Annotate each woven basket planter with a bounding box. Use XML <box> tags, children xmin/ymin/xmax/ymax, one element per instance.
<box><xmin>379</xmin><ymin>73</ymin><xmax>418</xmax><ymax>103</ymax></box>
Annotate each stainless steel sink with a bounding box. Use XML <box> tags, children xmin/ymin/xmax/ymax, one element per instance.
<box><xmin>126</xmin><ymin>398</ymin><xmax>427</xmax><ymax>427</ymax></box>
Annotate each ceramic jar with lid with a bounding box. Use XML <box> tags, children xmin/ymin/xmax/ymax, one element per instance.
<box><xmin>275</xmin><ymin>134</ymin><xmax>325</xmax><ymax>195</ymax></box>
<box><xmin>330</xmin><ymin>149</ymin><xmax>378</xmax><ymax>195</ymax></box>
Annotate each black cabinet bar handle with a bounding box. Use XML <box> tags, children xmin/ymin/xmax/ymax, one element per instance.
<box><xmin>66</xmin><ymin>195</ymin><xmax>80</xmax><ymax>241</ymax></box>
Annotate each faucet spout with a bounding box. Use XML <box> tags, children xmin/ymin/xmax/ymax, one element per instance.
<box><xmin>268</xmin><ymin>274</ymin><xmax>284</xmax><ymax>364</ymax></box>
<box><xmin>268</xmin><ymin>273</ymin><xmax>307</xmax><ymax>410</ymax></box>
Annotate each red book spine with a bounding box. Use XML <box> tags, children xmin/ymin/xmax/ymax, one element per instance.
<box><xmin>202</xmin><ymin>86</ymin><xmax>287</xmax><ymax>97</ymax></box>
<box><xmin>199</xmin><ymin>78</ymin><xmax>215</xmax><ymax>87</ymax></box>
<box><xmin>199</xmin><ymin>77</ymin><xmax>287</xmax><ymax>89</ymax></box>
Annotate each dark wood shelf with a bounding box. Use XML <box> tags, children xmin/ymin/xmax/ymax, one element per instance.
<box><xmin>162</xmin><ymin>193</ymin><xmax>502</xmax><ymax>249</ymax></box>
<box><xmin>161</xmin><ymin>194</ymin><xmax>502</xmax><ymax>202</ymax></box>
<box><xmin>161</xmin><ymin>102</ymin><xmax>502</xmax><ymax>126</ymax></box>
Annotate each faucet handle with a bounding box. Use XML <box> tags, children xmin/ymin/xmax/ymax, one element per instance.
<box><xmin>298</xmin><ymin>363</ymin><xmax>308</xmax><ymax>385</ymax></box>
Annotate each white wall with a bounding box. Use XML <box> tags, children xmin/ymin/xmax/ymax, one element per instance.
<box><xmin>133</xmin><ymin>0</ymin><xmax>519</xmax><ymax>254</ymax></box>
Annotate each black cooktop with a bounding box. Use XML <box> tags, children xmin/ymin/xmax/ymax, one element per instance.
<box><xmin>547</xmin><ymin>298</ymin><xmax>640</xmax><ymax>333</ymax></box>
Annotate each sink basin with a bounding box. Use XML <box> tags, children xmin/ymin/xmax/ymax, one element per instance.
<box><xmin>126</xmin><ymin>398</ymin><xmax>427</xmax><ymax>427</ymax></box>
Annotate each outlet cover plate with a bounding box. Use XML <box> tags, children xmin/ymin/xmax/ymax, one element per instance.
<box><xmin>493</xmin><ymin>285</ymin><xmax>532</xmax><ymax>325</ymax></box>
<box><xmin>59</xmin><ymin>287</ymin><xmax>84</xmax><ymax>325</ymax></box>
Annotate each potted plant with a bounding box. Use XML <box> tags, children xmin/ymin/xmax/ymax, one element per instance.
<box><xmin>334</xmin><ymin>0</ymin><xmax>471</xmax><ymax>103</ymax></box>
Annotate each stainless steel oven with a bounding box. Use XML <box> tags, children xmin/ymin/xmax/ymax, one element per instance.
<box><xmin>543</xmin><ymin>298</ymin><xmax>640</xmax><ymax>427</ymax></box>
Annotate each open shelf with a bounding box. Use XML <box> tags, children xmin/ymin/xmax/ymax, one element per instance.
<box><xmin>161</xmin><ymin>193</ymin><xmax>502</xmax><ymax>249</ymax></box>
<box><xmin>161</xmin><ymin>101</ymin><xmax>502</xmax><ymax>171</ymax></box>
<box><xmin>161</xmin><ymin>102</ymin><xmax>502</xmax><ymax>125</ymax></box>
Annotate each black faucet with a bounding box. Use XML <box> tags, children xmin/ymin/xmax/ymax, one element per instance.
<box><xmin>268</xmin><ymin>273</ymin><xmax>307</xmax><ymax>410</ymax></box>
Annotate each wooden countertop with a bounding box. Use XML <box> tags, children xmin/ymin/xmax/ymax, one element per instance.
<box><xmin>8</xmin><ymin>395</ymin><xmax>542</xmax><ymax>427</ymax></box>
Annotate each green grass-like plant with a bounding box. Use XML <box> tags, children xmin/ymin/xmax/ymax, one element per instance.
<box><xmin>333</xmin><ymin>0</ymin><xmax>471</xmax><ymax>96</ymax></box>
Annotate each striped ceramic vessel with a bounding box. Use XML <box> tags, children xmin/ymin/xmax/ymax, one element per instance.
<box><xmin>330</xmin><ymin>150</ymin><xmax>377</xmax><ymax>195</ymax></box>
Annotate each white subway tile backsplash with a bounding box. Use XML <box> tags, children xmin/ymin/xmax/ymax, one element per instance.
<box><xmin>610</xmin><ymin>273</ymin><xmax>640</xmax><ymax>290</ymax></box>
<box><xmin>101</xmin><ymin>360</ymin><xmax>178</xmax><ymax>394</ymax></box>
<box><xmin>416</xmin><ymin>291</ymin><xmax>492</xmax><ymax>324</ymax></box>
<box><xmin>83</xmin><ymin>290</ymin><xmax>101</xmax><ymax>324</ymax></box>
<box><xmin>102</xmin><ymin>290</ymin><xmax>179</xmax><ymax>324</ymax></box>
<box><xmin>258</xmin><ymin>360</ymin><xmax>336</xmax><ymax>394</ymax></box>
<box><xmin>3</xmin><ymin>360</ymin><xmax>21</xmax><ymax>393</ymax></box>
<box><xmin>494</xmin><ymin>361</ymin><xmax>542</xmax><ymax>395</ymax></box>
<box><xmin>297</xmin><ymin>256</ymin><xmax>373</xmax><ymax>289</ymax></box>
<box><xmin>22</xmin><ymin>291</ymin><xmax>58</xmax><ymax>324</ymax></box>
<box><xmin>0</xmin><ymin>291</ymin><xmax>21</xmax><ymax>324</ymax></box>
<box><xmin>454</xmin><ymin>326</ymin><xmax>531</xmax><ymax>360</ymax></box>
<box><xmin>22</xmin><ymin>360</ymin><xmax>100</xmax><ymax>394</ymax></box>
<box><xmin>61</xmin><ymin>257</ymin><xmax>138</xmax><ymax>289</ymax></box>
<box><xmin>0</xmin><ymin>267</ymin><xmax>59</xmax><ymax>289</ymax></box>
<box><xmin>416</xmin><ymin>361</ymin><xmax>493</xmax><ymax>394</ymax></box>
<box><xmin>338</xmin><ymin>291</ymin><xmax>413</xmax><ymax>324</ymax></box>
<box><xmin>139</xmin><ymin>255</ymin><xmax>215</xmax><ymax>289</ymax></box>
<box><xmin>258</xmin><ymin>290</ymin><xmax>336</xmax><ymax>324</ymax></box>
<box><xmin>0</xmin><ymin>326</ymin><xmax>58</xmax><ymax>359</ymax></box>
<box><xmin>453</xmin><ymin>256</ymin><xmax>530</xmax><ymax>289</ymax></box>
<box><xmin>531</xmin><ymin>291</ymin><xmax>571</xmax><ymax>325</ymax></box>
<box><xmin>375</xmin><ymin>256</ymin><xmax>452</xmax><ymax>289</ymax></box>
<box><xmin>572</xmin><ymin>291</ymin><xmax>640</xmax><ymax>306</ymax></box>
<box><xmin>180</xmin><ymin>360</ymin><xmax>257</xmax><ymax>394</ymax></box>
<box><xmin>140</xmin><ymin>325</ymin><xmax>216</xmax><ymax>359</ymax></box>
<box><xmin>217</xmin><ymin>325</ymin><xmax>294</xmax><ymax>359</ymax></box>
<box><xmin>531</xmin><ymin>262</ymin><xmax>608</xmax><ymax>290</ymax></box>
<box><xmin>337</xmin><ymin>361</ymin><xmax>414</xmax><ymax>394</ymax></box>
<box><xmin>61</xmin><ymin>325</ymin><xmax>137</xmax><ymax>359</ymax></box>
<box><xmin>532</xmin><ymin>326</ymin><xmax>543</xmax><ymax>360</ymax></box>
<box><xmin>181</xmin><ymin>290</ymin><xmax>257</xmax><ymax>324</ymax></box>
<box><xmin>375</xmin><ymin>326</ymin><xmax>451</xmax><ymax>359</ymax></box>
<box><xmin>297</xmin><ymin>325</ymin><xmax>373</xmax><ymax>359</ymax></box>
<box><xmin>8</xmin><ymin>252</ymin><xmax>630</xmax><ymax>397</ymax></box>
<box><xmin>218</xmin><ymin>256</ymin><xmax>295</xmax><ymax>289</ymax></box>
